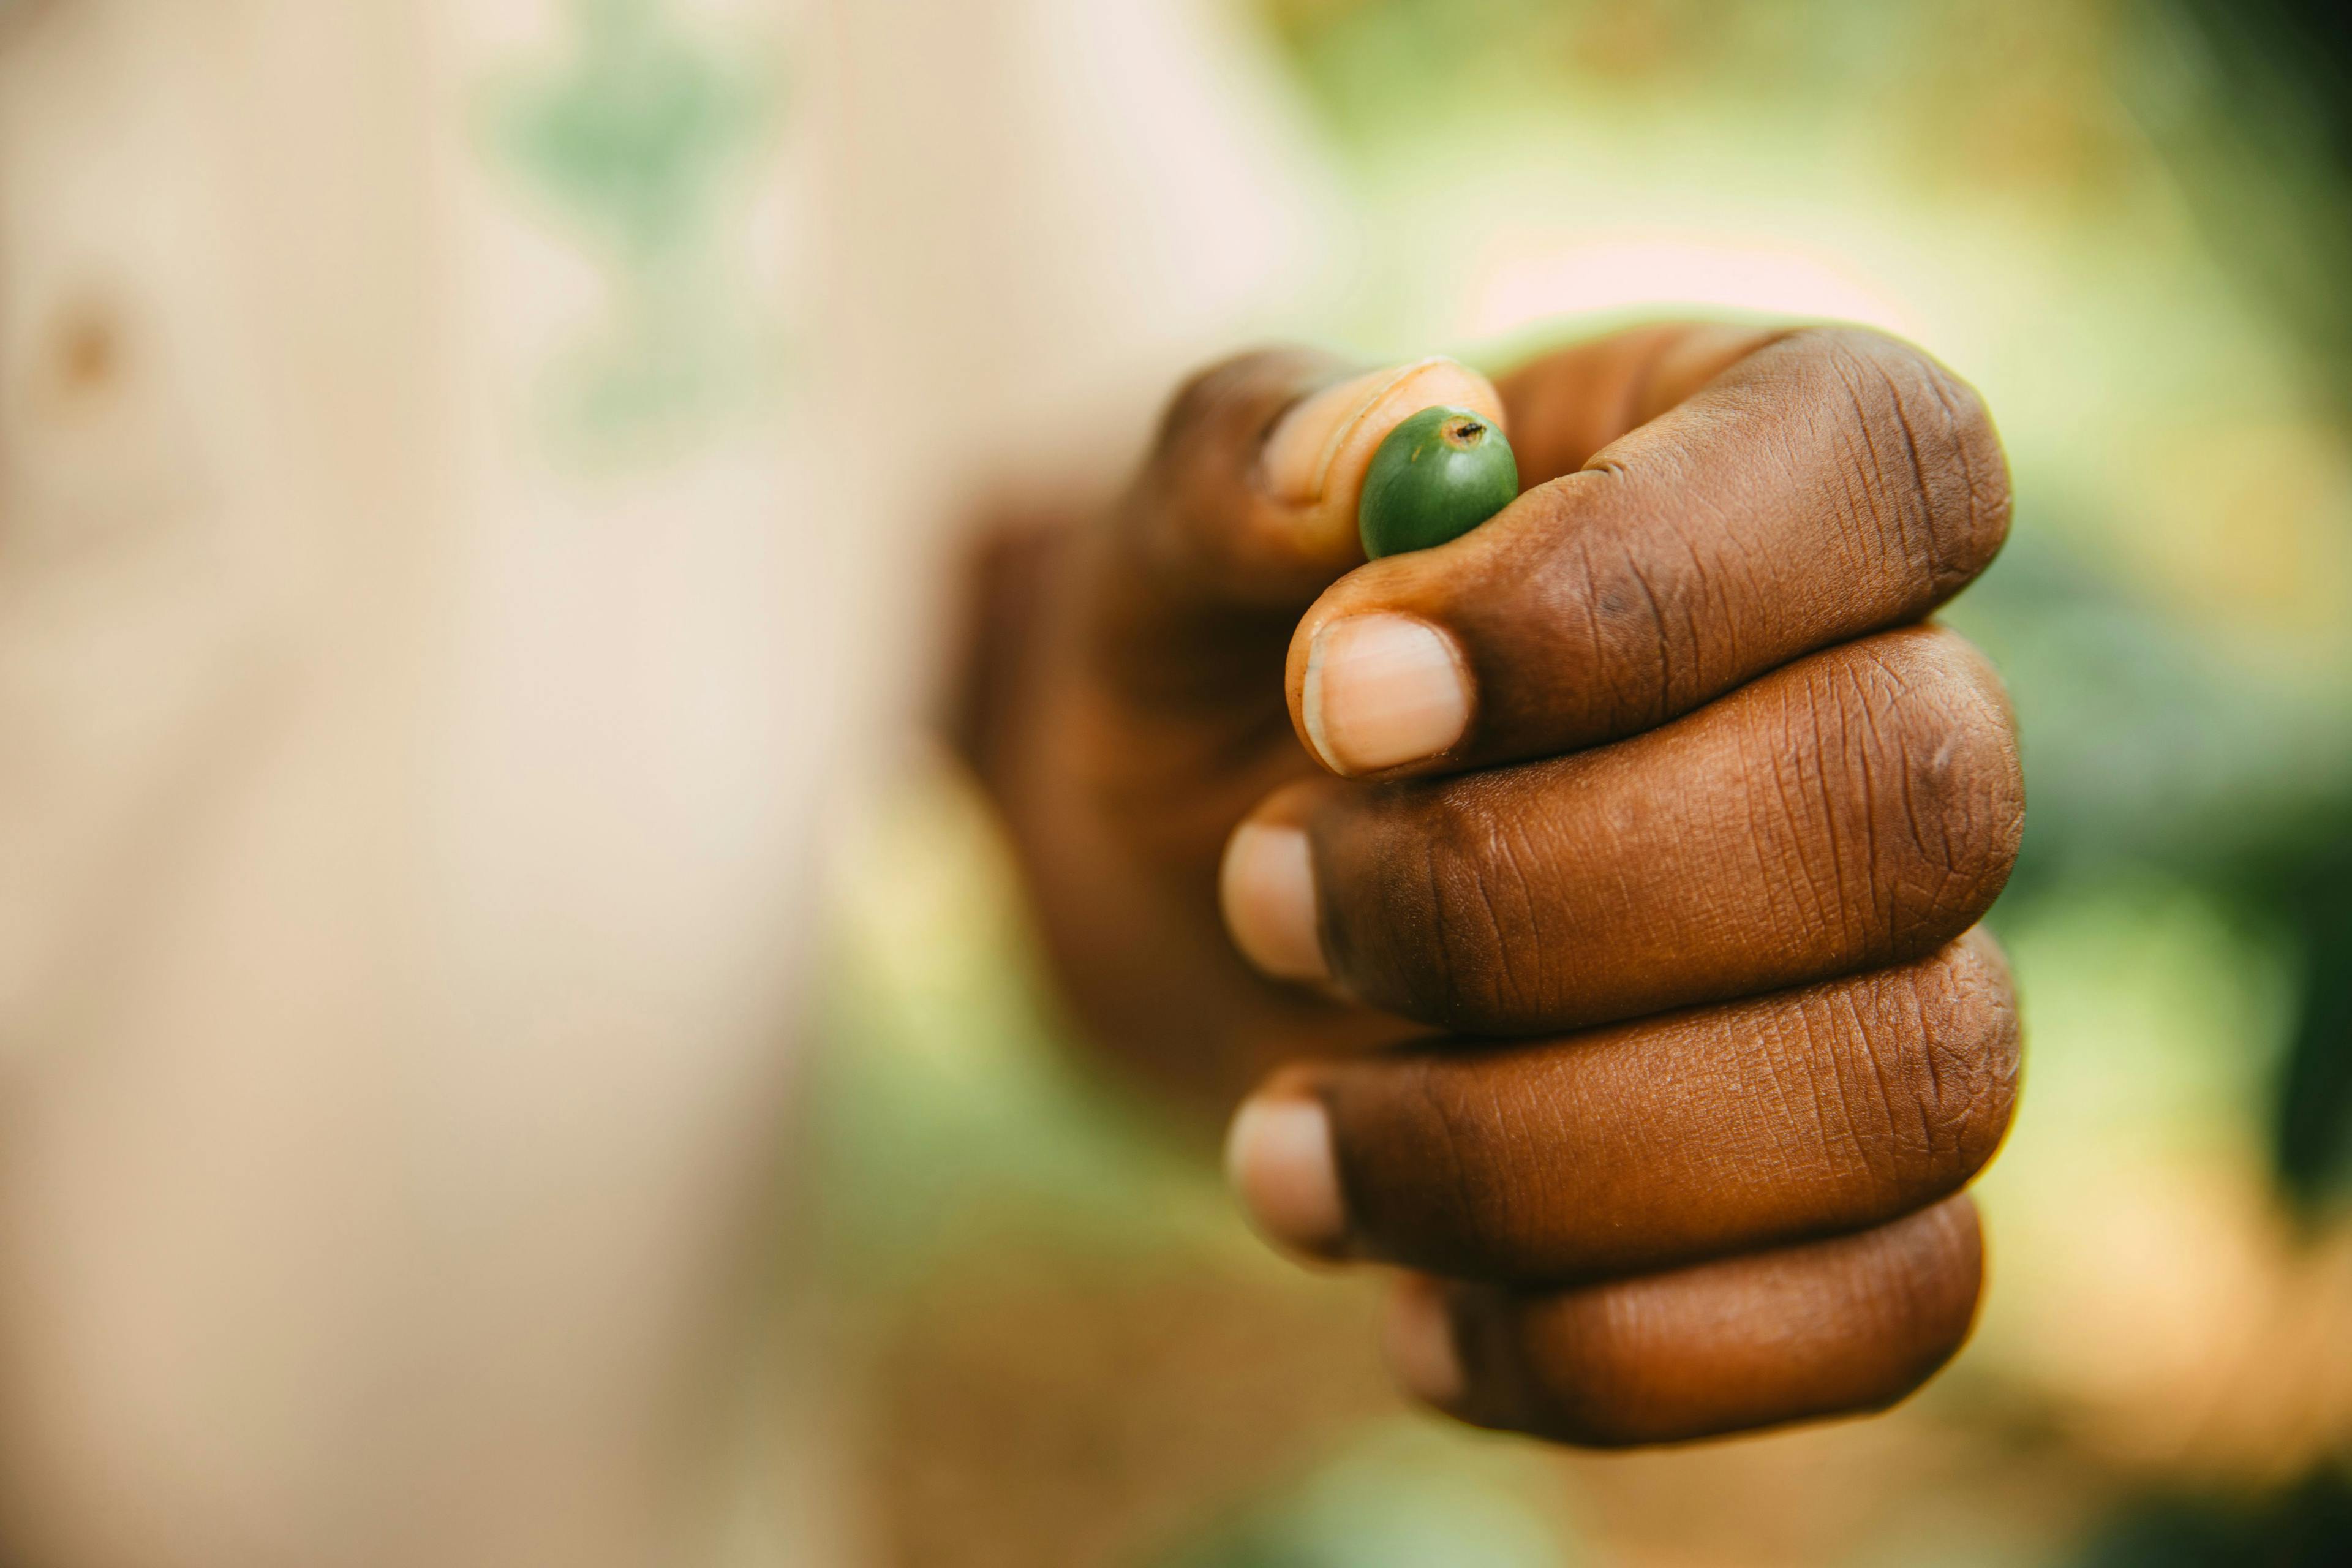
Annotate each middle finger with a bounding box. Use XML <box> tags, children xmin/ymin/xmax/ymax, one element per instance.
<box><xmin>1223</xmin><ymin>624</ymin><xmax>2023</xmax><ymax>1036</ymax></box>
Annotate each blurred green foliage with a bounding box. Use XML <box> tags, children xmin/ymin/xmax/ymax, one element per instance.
<box><xmin>2076</xmin><ymin>1472</ymin><xmax>2352</xmax><ymax>1567</ymax></box>
<box><xmin>1147</xmin><ymin>1425</ymin><xmax>1571</xmax><ymax>1568</ymax></box>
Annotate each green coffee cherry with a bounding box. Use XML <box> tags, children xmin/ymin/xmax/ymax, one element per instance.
<box><xmin>1359</xmin><ymin>405</ymin><xmax>1518</xmax><ymax>560</ymax></box>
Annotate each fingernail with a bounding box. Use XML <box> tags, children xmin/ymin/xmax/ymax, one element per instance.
<box><xmin>1383</xmin><ymin>1274</ymin><xmax>1466</xmax><ymax>1408</ymax></box>
<box><xmin>1302</xmin><ymin>614</ymin><xmax>1472</xmax><ymax>776</ymax></box>
<box><xmin>1264</xmin><ymin>357</ymin><xmax>1496</xmax><ymax>509</ymax></box>
<box><xmin>1225</xmin><ymin>1093</ymin><xmax>1347</xmax><ymax>1255</ymax></box>
<box><xmin>1219</xmin><ymin>821</ymin><xmax>1327</xmax><ymax>982</ymax></box>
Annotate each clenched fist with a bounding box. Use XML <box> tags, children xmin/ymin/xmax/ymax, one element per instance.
<box><xmin>967</xmin><ymin>322</ymin><xmax>2023</xmax><ymax>1447</ymax></box>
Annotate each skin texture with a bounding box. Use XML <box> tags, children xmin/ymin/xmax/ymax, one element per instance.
<box><xmin>963</xmin><ymin>320</ymin><xmax>2022</xmax><ymax>1449</ymax></box>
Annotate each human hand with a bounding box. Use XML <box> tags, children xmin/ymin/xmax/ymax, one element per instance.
<box><xmin>968</xmin><ymin>323</ymin><xmax>2021</xmax><ymax>1445</ymax></box>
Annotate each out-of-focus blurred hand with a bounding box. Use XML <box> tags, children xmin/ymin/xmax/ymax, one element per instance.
<box><xmin>965</xmin><ymin>324</ymin><xmax>2024</xmax><ymax>1447</ymax></box>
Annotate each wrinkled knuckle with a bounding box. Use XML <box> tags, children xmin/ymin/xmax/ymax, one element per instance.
<box><xmin>1778</xmin><ymin>1005</ymin><xmax>1908</xmax><ymax>1203</ymax></box>
<box><xmin>1608</xmin><ymin>539</ymin><xmax>1705</xmax><ymax>724</ymax></box>
<box><xmin>1512</xmin><ymin>512</ymin><xmax>1691</xmax><ymax>730</ymax></box>
<box><xmin>1880</xmin><ymin>951</ymin><xmax>2022</xmax><ymax>1196</ymax></box>
<box><xmin>1345</xmin><ymin>797</ymin><xmax>1550</xmax><ymax>1028</ymax></box>
<box><xmin>1778</xmin><ymin>667</ymin><xmax>1904</xmax><ymax>936</ymax></box>
<box><xmin>1918</xmin><ymin>360</ymin><xmax>2011</xmax><ymax>576</ymax></box>
<box><xmin>1807</xmin><ymin>326</ymin><xmax>2010</xmax><ymax>598</ymax></box>
<box><xmin>1863</xmin><ymin>650</ymin><xmax>2025</xmax><ymax>946</ymax></box>
<box><xmin>1935</xmin><ymin>943</ymin><xmax>2024</xmax><ymax>1169</ymax></box>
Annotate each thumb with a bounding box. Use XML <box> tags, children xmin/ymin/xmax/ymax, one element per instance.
<box><xmin>1095</xmin><ymin>349</ymin><xmax>1507</xmax><ymax>710</ymax></box>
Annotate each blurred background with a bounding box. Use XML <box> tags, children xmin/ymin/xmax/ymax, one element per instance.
<box><xmin>812</xmin><ymin>1</ymin><xmax>2352</xmax><ymax>1564</ymax></box>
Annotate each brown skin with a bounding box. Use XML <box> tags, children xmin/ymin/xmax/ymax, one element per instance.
<box><xmin>964</xmin><ymin>322</ymin><xmax>2022</xmax><ymax>1447</ymax></box>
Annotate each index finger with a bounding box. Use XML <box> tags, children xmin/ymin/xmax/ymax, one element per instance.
<box><xmin>1281</xmin><ymin>325</ymin><xmax>2013</xmax><ymax>779</ymax></box>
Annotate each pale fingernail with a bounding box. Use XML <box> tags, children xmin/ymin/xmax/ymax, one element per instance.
<box><xmin>1263</xmin><ymin>357</ymin><xmax>1493</xmax><ymax>508</ymax></box>
<box><xmin>1383</xmin><ymin>1274</ymin><xmax>1466</xmax><ymax>1408</ymax></box>
<box><xmin>1219</xmin><ymin>821</ymin><xmax>1327</xmax><ymax>982</ymax></box>
<box><xmin>1302</xmin><ymin>614</ymin><xmax>1472</xmax><ymax>776</ymax></box>
<box><xmin>1224</xmin><ymin>1093</ymin><xmax>1347</xmax><ymax>1255</ymax></box>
